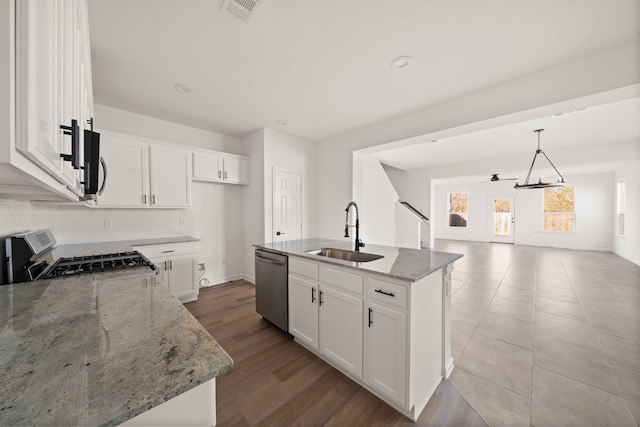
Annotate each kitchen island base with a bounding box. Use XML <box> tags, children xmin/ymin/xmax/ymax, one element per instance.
<box><xmin>285</xmin><ymin>251</ymin><xmax>458</xmax><ymax>421</ymax></box>
<box><xmin>121</xmin><ymin>379</ymin><xmax>216</xmax><ymax>426</ymax></box>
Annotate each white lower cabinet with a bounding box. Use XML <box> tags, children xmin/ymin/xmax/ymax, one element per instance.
<box><xmin>288</xmin><ymin>256</ymin><xmax>451</xmax><ymax>421</ymax></box>
<box><xmin>288</xmin><ymin>275</ymin><xmax>318</xmax><ymax>350</ymax></box>
<box><xmin>318</xmin><ymin>284</ymin><xmax>363</xmax><ymax>378</ymax></box>
<box><xmin>134</xmin><ymin>242</ymin><xmax>199</xmax><ymax>303</ymax></box>
<box><xmin>365</xmin><ymin>301</ymin><xmax>407</xmax><ymax>406</ymax></box>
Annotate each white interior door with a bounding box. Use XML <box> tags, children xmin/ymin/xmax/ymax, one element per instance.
<box><xmin>273</xmin><ymin>169</ymin><xmax>302</xmax><ymax>242</ymax></box>
<box><xmin>490</xmin><ymin>197</ymin><xmax>515</xmax><ymax>243</ymax></box>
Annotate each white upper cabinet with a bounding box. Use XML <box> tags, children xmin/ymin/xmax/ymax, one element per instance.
<box><xmin>97</xmin><ymin>131</ymin><xmax>191</xmax><ymax>208</ymax></box>
<box><xmin>15</xmin><ymin>0</ymin><xmax>93</xmax><ymax>198</ymax></box>
<box><xmin>193</xmin><ymin>151</ymin><xmax>249</xmax><ymax>185</ymax></box>
<box><xmin>150</xmin><ymin>145</ymin><xmax>191</xmax><ymax>207</ymax></box>
<box><xmin>97</xmin><ymin>135</ymin><xmax>149</xmax><ymax>207</ymax></box>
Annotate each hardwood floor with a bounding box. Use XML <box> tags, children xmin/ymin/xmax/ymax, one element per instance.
<box><xmin>185</xmin><ymin>280</ymin><xmax>487</xmax><ymax>427</ymax></box>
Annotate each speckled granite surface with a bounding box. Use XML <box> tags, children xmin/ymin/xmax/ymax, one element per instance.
<box><xmin>0</xmin><ymin>269</ymin><xmax>233</xmax><ymax>427</ymax></box>
<box><xmin>49</xmin><ymin>235</ymin><xmax>199</xmax><ymax>258</ymax></box>
<box><xmin>254</xmin><ymin>238</ymin><xmax>462</xmax><ymax>282</ymax></box>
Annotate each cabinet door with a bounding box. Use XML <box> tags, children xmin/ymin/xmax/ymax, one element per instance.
<box><xmin>365</xmin><ymin>302</ymin><xmax>407</xmax><ymax>406</ymax></box>
<box><xmin>223</xmin><ymin>157</ymin><xmax>249</xmax><ymax>184</ymax></box>
<box><xmin>288</xmin><ymin>275</ymin><xmax>319</xmax><ymax>350</ymax></box>
<box><xmin>192</xmin><ymin>152</ymin><xmax>224</xmax><ymax>182</ymax></box>
<box><xmin>167</xmin><ymin>255</ymin><xmax>198</xmax><ymax>302</ymax></box>
<box><xmin>319</xmin><ymin>284</ymin><xmax>363</xmax><ymax>378</ymax></box>
<box><xmin>150</xmin><ymin>146</ymin><xmax>191</xmax><ymax>207</ymax></box>
<box><xmin>16</xmin><ymin>1</ymin><xmax>66</xmax><ymax>183</ymax></box>
<box><xmin>97</xmin><ymin>136</ymin><xmax>149</xmax><ymax>207</ymax></box>
<box><xmin>148</xmin><ymin>256</ymin><xmax>169</xmax><ymax>290</ymax></box>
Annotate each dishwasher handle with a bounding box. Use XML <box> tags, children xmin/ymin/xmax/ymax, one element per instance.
<box><xmin>255</xmin><ymin>253</ymin><xmax>286</xmax><ymax>267</ymax></box>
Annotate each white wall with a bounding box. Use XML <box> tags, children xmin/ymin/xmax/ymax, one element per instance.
<box><xmin>263</xmin><ymin>128</ymin><xmax>317</xmax><ymax>242</ymax></box>
<box><xmin>241</xmin><ymin>128</ymin><xmax>317</xmax><ymax>282</ymax></box>
<box><xmin>352</xmin><ymin>153</ymin><xmax>399</xmax><ymax>247</ymax></box>
<box><xmin>316</xmin><ymin>41</ymin><xmax>640</xmax><ymax>240</ymax></box>
<box><xmin>432</xmin><ymin>172</ymin><xmax>615</xmax><ymax>251</ymax></box>
<box><xmin>614</xmin><ymin>160</ymin><xmax>640</xmax><ymax>265</ymax></box>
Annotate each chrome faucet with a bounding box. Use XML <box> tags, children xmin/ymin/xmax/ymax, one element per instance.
<box><xmin>345</xmin><ymin>201</ymin><xmax>365</xmax><ymax>252</ymax></box>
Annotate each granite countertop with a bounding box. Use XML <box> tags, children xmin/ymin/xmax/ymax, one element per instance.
<box><xmin>49</xmin><ymin>235</ymin><xmax>199</xmax><ymax>258</ymax></box>
<box><xmin>254</xmin><ymin>238</ymin><xmax>463</xmax><ymax>282</ymax></box>
<box><xmin>0</xmin><ymin>268</ymin><xmax>233</xmax><ymax>427</ymax></box>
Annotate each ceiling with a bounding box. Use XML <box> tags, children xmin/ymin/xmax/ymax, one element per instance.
<box><xmin>371</xmin><ymin>96</ymin><xmax>640</xmax><ymax>172</ymax></box>
<box><xmin>87</xmin><ymin>0</ymin><xmax>640</xmax><ymax>143</ymax></box>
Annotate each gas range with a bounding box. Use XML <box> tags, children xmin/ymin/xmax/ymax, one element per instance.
<box><xmin>39</xmin><ymin>251</ymin><xmax>155</xmax><ymax>280</ymax></box>
<box><xmin>1</xmin><ymin>230</ymin><xmax>156</xmax><ymax>284</ymax></box>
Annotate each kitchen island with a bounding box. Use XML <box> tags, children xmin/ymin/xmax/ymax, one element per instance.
<box><xmin>0</xmin><ymin>268</ymin><xmax>233</xmax><ymax>426</ymax></box>
<box><xmin>254</xmin><ymin>238</ymin><xmax>462</xmax><ymax>421</ymax></box>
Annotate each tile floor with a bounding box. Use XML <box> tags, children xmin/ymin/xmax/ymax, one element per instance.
<box><xmin>434</xmin><ymin>239</ymin><xmax>640</xmax><ymax>427</ymax></box>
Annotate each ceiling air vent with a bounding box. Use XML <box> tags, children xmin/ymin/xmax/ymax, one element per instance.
<box><xmin>221</xmin><ymin>0</ymin><xmax>262</xmax><ymax>24</ymax></box>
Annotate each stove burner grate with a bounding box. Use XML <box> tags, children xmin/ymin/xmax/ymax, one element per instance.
<box><xmin>40</xmin><ymin>251</ymin><xmax>155</xmax><ymax>279</ymax></box>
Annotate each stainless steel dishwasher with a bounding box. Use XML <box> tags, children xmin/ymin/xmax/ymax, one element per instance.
<box><xmin>255</xmin><ymin>249</ymin><xmax>288</xmax><ymax>332</ymax></box>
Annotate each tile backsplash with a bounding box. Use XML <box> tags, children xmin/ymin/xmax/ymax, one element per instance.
<box><xmin>0</xmin><ymin>199</ymin><xmax>194</xmax><ymax>243</ymax></box>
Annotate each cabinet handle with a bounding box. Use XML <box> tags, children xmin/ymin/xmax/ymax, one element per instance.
<box><xmin>319</xmin><ymin>290</ymin><xmax>323</xmax><ymax>306</ymax></box>
<box><xmin>224</xmin><ymin>171</ymin><xmax>227</xmax><ymax>179</ymax></box>
<box><xmin>169</xmin><ymin>260</ymin><xmax>173</xmax><ymax>270</ymax></box>
<box><xmin>152</xmin><ymin>195</ymin><xmax>156</xmax><ymax>205</ymax></box>
<box><xmin>375</xmin><ymin>289</ymin><xmax>395</xmax><ymax>297</ymax></box>
<box><xmin>59</xmin><ymin>119</ymin><xmax>80</xmax><ymax>169</ymax></box>
<box><xmin>143</xmin><ymin>194</ymin><xmax>147</xmax><ymax>204</ymax></box>
<box><xmin>368</xmin><ymin>307</ymin><xmax>373</xmax><ymax>327</ymax></box>
<box><xmin>164</xmin><ymin>261</ymin><xmax>167</xmax><ymax>271</ymax></box>
<box><xmin>311</xmin><ymin>287</ymin><xmax>316</xmax><ymax>303</ymax></box>
<box><xmin>218</xmin><ymin>170</ymin><xmax>222</xmax><ymax>179</ymax></box>
<box><xmin>161</xmin><ymin>250</ymin><xmax>175</xmax><ymax>254</ymax></box>
<box><xmin>98</xmin><ymin>156</ymin><xmax>107</xmax><ymax>195</ymax></box>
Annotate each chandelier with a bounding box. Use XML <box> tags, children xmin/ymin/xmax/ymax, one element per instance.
<box><xmin>514</xmin><ymin>129</ymin><xmax>566</xmax><ymax>190</ymax></box>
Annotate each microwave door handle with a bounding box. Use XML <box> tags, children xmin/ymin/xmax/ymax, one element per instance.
<box><xmin>98</xmin><ymin>156</ymin><xmax>107</xmax><ymax>195</ymax></box>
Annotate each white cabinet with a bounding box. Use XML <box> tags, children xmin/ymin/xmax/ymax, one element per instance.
<box><xmin>193</xmin><ymin>151</ymin><xmax>249</xmax><ymax>185</ymax></box>
<box><xmin>150</xmin><ymin>145</ymin><xmax>191</xmax><ymax>207</ymax></box>
<box><xmin>15</xmin><ymin>0</ymin><xmax>93</xmax><ymax>198</ymax></box>
<box><xmin>287</xmin><ymin>255</ymin><xmax>453</xmax><ymax>421</ymax></box>
<box><xmin>365</xmin><ymin>299</ymin><xmax>407</xmax><ymax>406</ymax></box>
<box><xmin>288</xmin><ymin>261</ymin><xmax>363</xmax><ymax>380</ymax></box>
<box><xmin>288</xmin><ymin>275</ymin><xmax>318</xmax><ymax>350</ymax></box>
<box><xmin>319</xmin><ymin>283</ymin><xmax>363</xmax><ymax>378</ymax></box>
<box><xmin>134</xmin><ymin>242</ymin><xmax>199</xmax><ymax>303</ymax></box>
<box><xmin>97</xmin><ymin>131</ymin><xmax>191</xmax><ymax>208</ymax></box>
<box><xmin>98</xmin><ymin>136</ymin><xmax>148</xmax><ymax>207</ymax></box>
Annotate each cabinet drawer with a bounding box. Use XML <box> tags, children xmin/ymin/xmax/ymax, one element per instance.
<box><xmin>290</xmin><ymin>257</ymin><xmax>319</xmax><ymax>281</ymax></box>
<box><xmin>133</xmin><ymin>241</ymin><xmax>197</xmax><ymax>258</ymax></box>
<box><xmin>320</xmin><ymin>266</ymin><xmax>363</xmax><ymax>295</ymax></box>
<box><xmin>367</xmin><ymin>278</ymin><xmax>407</xmax><ymax>310</ymax></box>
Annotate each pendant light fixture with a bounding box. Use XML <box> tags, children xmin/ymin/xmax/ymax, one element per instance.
<box><xmin>514</xmin><ymin>129</ymin><xmax>566</xmax><ymax>190</ymax></box>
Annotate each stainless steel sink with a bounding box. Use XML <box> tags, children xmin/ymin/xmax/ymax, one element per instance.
<box><xmin>306</xmin><ymin>248</ymin><xmax>383</xmax><ymax>262</ymax></box>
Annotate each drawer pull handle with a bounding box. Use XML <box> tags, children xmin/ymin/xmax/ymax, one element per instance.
<box><xmin>311</xmin><ymin>287</ymin><xmax>316</xmax><ymax>303</ymax></box>
<box><xmin>319</xmin><ymin>290</ymin><xmax>324</xmax><ymax>306</ymax></box>
<box><xmin>161</xmin><ymin>250</ymin><xmax>175</xmax><ymax>253</ymax></box>
<box><xmin>375</xmin><ymin>289</ymin><xmax>395</xmax><ymax>297</ymax></box>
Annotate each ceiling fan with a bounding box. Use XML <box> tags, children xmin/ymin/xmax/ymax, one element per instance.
<box><xmin>481</xmin><ymin>173</ymin><xmax>518</xmax><ymax>183</ymax></box>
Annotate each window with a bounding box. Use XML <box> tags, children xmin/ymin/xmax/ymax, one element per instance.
<box><xmin>616</xmin><ymin>180</ymin><xmax>626</xmax><ymax>236</ymax></box>
<box><xmin>543</xmin><ymin>186</ymin><xmax>575</xmax><ymax>232</ymax></box>
<box><xmin>448</xmin><ymin>192</ymin><xmax>468</xmax><ymax>227</ymax></box>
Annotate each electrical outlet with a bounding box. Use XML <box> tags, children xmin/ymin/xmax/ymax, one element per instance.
<box><xmin>198</xmin><ymin>263</ymin><xmax>205</xmax><ymax>271</ymax></box>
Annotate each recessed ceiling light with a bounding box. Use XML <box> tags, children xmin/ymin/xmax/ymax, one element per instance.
<box><xmin>275</xmin><ymin>120</ymin><xmax>287</xmax><ymax>125</ymax></box>
<box><xmin>174</xmin><ymin>83</ymin><xmax>192</xmax><ymax>94</ymax></box>
<box><xmin>391</xmin><ymin>56</ymin><xmax>413</xmax><ymax>69</ymax></box>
